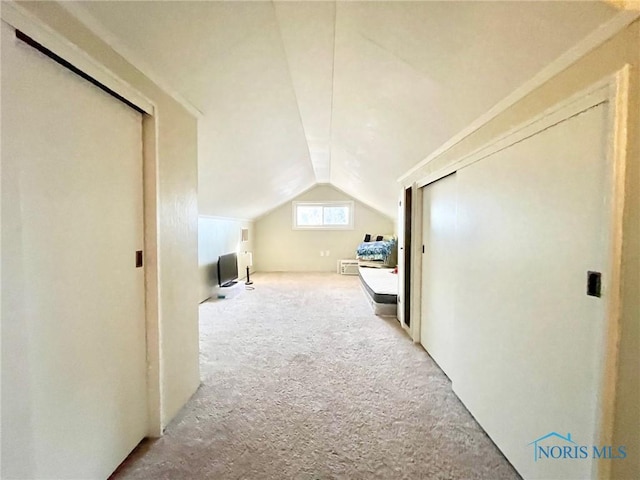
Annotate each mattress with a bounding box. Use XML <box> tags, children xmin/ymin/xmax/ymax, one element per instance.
<box><xmin>358</xmin><ymin>266</ymin><xmax>398</xmax><ymax>304</ymax></box>
<box><xmin>358</xmin><ymin>259</ymin><xmax>392</xmax><ymax>269</ymax></box>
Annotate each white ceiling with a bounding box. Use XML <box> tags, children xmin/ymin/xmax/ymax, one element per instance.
<box><xmin>66</xmin><ymin>1</ymin><xmax>618</xmax><ymax>219</ymax></box>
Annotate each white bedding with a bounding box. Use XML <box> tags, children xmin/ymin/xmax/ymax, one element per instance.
<box><xmin>358</xmin><ymin>266</ymin><xmax>398</xmax><ymax>295</ymax></box>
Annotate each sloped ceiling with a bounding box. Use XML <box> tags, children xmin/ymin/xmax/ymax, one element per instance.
<box><xmin>65</xmin><ymin>1</ymin><xmax>618</xmax><ymax>219</ymax></box>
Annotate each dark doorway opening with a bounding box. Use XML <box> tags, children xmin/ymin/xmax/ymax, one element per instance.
<box><xmin>403</xmin><ymin>186</ymin><xmax>412</xmax><ymax>327</ymax></box>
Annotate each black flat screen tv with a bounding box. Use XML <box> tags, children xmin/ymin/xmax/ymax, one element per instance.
<box><xmin>217</xmin><ymin>252</ymin><xmax>238</xmax><ymax>287</ymax></box>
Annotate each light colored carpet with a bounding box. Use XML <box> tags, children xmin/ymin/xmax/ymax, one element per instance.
<box><xmin>112</xmin><ymin>272</ymin><xmax>521</xmax><ymax>480</ymax></box>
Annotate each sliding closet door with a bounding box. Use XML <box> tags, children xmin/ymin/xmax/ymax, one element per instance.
<box><xmin>1</xmin><ymin>22</ymin><xmax>147</xmax><ymax>479</ymax></box>
<box><xmin>453</xmin><ymin>102</ymin><xmax>611</xmax><ymax>479</ymax></box>
<box><xmin>420</xmin><ymin>173</ymin><xmax>457</xmax><ymax>378</ymax></box>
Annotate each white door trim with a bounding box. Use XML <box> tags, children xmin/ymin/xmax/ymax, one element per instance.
<box><xmin>1</xmin><ymin>0</ymin><xmax>154</xmax><ymax>115</ymax></box>
<box><xmin>409</xmin><ymin>182</ymin><xmax>423</xmax><ymax>343</ymax></box>
<box><xmin>595</xmin><ymin>64</ymin><xmax>630</xmax><ymax>480</ymax></box>
<box><xmin>416</xmin><ymin>72</ymin><xmax>624</xmax><ymax>189</ymax></box>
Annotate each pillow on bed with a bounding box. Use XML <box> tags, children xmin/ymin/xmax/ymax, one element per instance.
<box><xmin>363</xmin><ymin>233</ymin><xmax>396</xmax><ymax>243</ymax></box>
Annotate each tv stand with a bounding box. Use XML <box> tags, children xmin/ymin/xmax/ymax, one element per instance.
<box><xmin>221</xmin><ymin>280</ymin><xmax>238</xmax><ymax>288</ymax></box>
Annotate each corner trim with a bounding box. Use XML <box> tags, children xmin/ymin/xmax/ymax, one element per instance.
<box><xmin>198</xmin><ymin>214</ymin><xmax>255</xmax><ymax>224</ymax></box>
<box><xmin>1</xmin><ymin>0</ymin><xmax>154</xmax><ymax>115</ymax></box>
<box><xmin>398</xmin><ymin>8</ymin><xmax>640</xmax><ymax>184</ymax></box>
<box><xmin>57</xmin><ymin>0</ymin><xmax>203</xmax><ymax>119</ymax></box>
<box><xmin>415</xmin><ymin>77</ymin><xmax>612</xmax><ymax>188</ymax></box>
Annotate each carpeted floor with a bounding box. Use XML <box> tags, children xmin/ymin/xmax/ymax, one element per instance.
<box><xmin>112</xmin><ymin>272</ymin><xmax>521</xmax><ymax>480</ymax></box>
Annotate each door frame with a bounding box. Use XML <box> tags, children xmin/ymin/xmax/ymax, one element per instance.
<box><xmin>409</xmin><ymin>67</ymin><xmax>630</xmax><ymax>479</ymax></box>
<box><xmin>398</xmin><ymin>184</ymin><xmax>423</xmax><ymax>342</ymax></box>
<box><xmin>408</xmin><ymin>183</ymin><xmax>423</xmax><ymax>343</ymax></box>
<box><xmin>1</xmin><ymin>2</ymin><xmax>164</xmax><ymax>437</ymax></box>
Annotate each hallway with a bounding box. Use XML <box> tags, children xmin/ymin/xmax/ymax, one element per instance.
<box><xmin>112</xmin><ymin>273</ymin><xmax>520</xmax><ymax>479</ymax></box>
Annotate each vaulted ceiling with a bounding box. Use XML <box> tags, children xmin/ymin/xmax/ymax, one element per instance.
<box><xmin>64</xmin><ymin>1</ymin><xmax>618</xmax><ymax>219</ymax></box>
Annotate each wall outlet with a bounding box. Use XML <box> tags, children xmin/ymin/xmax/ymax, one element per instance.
<box><xmin>320</xmin><ymin>251</ymin><xmax>324</xmax><ymax>257</ymax></box>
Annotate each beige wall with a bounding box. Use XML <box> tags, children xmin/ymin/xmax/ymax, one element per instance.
<box><xmin>198</xmin><ymin>216</ymin><xmax>255</xmax><ymax>302</ymax></box>
<box><xmin>403</xmin><ymin>20</ymin><xmax>639</xmax><ymax>479</ymax></box>
<box><xmin>255</xmin><ymin>184</ymin><xmax>393</xmax><ymax>272</ymax></box>
<box><xmin>15</xmin><ymin>1</ymin><xmax>201</xmax><ymax>429</ymax></box>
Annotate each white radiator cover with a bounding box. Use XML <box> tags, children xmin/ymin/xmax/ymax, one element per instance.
<box><xmin>338</xmin><ymin>259</ymin><xmax>359</xmax><ymax>275</ymax></box>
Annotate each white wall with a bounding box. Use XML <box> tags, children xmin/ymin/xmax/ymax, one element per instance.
<box><xmin>15</xmin><ymin>1</ymin><xmax>201</xmax><ymax>433</ymax></box>
<box><xmin>255</xmin><ymin>184</ymin><xmax>393</xmax><ymax>272</ymax></box>
<box><xmin>198</xmin><ymin>216</ymin><xmax>255</xmax><ymax>302</ymax></box>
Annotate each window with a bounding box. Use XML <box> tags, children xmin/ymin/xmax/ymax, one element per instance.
<box><xmin>293</xmin><ymin>201</ymin><xmax>354</xmax><ymax>230</ymax></box>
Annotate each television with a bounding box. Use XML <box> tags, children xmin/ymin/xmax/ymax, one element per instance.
<box><xmin>217</xmin><ymin>252</ymin><xmax>238</xmax><ymax>287</ymax></box>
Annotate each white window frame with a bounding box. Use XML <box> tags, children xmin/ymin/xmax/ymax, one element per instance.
<box><xmin>292</xmin><ymin>201</ymin><xmax>355</xmax><ymax>230</ymax></box>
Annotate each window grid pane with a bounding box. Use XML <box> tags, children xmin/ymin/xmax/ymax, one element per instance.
<box><xmin>296</xmin><ymin>205</ymin><xmax>323</xmax><ymax>226</ymax></box>
<box><xmin>323</xmin><ymin>206</ymin><xmax>349</xmax><ymax>225</ymax></box>
<box><xmin>294</xmin><ymin>202</ymin><xmax>353</xmax><ymax>229</ymax></box>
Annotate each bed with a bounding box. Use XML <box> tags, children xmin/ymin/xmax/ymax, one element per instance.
<box><xmin>355</xmin><ymin>237</ymin><xmax>398</xmax><ymax>268</ymax></box>
<box><xmin>358</xmin><ymin>266</ymin><xmax>398</xmax><ymax>317</ymax></box>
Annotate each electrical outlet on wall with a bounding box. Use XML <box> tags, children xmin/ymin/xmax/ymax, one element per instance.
<box><xmin>320</xmin><ymin>251</ymin><xmax>324</xmax><ymax>257</ymax></box>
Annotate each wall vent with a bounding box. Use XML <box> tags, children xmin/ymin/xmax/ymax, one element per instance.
<box><xmin>339</xmin><ymin>259</ymin><xmax>359</xmax><ymax>275</ymax></box>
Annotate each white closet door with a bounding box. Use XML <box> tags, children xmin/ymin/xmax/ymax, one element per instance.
<box><xmin>420</xmin><ymin>173</ymin><xmax>457</xmax><ymax>378</ymax></box>
<box><xmin>1</xmin><ymin>22</ymin><xmax>146</xmax><ymax>479</ymax></box>
<box><xmin>454</xmin><ymin>103</ymin><xmax>610</xmax><ymax>480</ymax></box>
